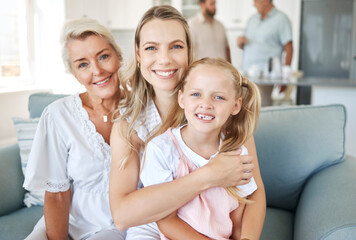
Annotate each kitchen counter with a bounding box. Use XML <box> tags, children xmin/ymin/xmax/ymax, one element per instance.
<box><xmin>249</xmin><ymin>76</ymin><xmax>356</xmax><ymax>87</ymax></box>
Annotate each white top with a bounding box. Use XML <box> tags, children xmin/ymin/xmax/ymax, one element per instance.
<box><xmin>141</xmin><ymin>126</ymin><xmax>257</xmax><ymax>198</ymax></box>
<box><xmin>188</xmin><ymin>12</ymin><xmax>229</xmax><ymax>61</ymax></box>
<box><xmin>23</xmin><ymin>93</ymin><xmax>116</xmax><ymax>240</ymax></box>
<box><xmin>120</xmin><ymin>98</ymin><xmax>162</xmax><ymax>142</ymax></box>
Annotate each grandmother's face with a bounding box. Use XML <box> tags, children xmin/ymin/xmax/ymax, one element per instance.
<box><xmin>67</xmin><ymin>35</ymin><xmax>120</xmax><ymax>100</ymax></box>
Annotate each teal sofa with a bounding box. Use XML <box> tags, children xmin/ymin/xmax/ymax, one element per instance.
<box><xmin>0</xmin><ymin>93</ymin><xmax>355</xmax><ymax>240</ymax></box>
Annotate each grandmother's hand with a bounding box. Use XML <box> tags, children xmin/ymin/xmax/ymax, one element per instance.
<box><xmin>206</xmin><ymin>149</ymin><xmax>254</xmax><ymax>188</ymax></box>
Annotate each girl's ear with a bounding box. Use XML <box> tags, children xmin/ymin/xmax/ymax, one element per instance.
<box><xmin>178</xmin><ymin>90</ymin><xmax>184</xmax><ymax>109</ymax></box>
<box><xmin>231</xmin><ymin>97</ymin><xmax>242</xmax><ymax>115</ymax></box>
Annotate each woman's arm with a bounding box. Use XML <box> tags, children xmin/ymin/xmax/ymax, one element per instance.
<box><xmin>239</xmin><ymin>137</ymin><xmax>266</xmax><ymax>240</ymax></box>
<box><xmin>44</xmin><ymin>189</ymin><xmax>71</xmax><ymax>240</ymax></box>
<box><xmin>109</xmin><ymin>121</ymin><xmax>254</xmax><ymax>230</ymax></box>
<box><xmin>157</xmin><ymin>212</ymin><xmax>210</xmax><ymax>240</ymax></box>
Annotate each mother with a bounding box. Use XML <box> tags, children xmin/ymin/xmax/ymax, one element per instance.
<box><xmin>109</xmin><ymin>5</ymin><xmax>266</xmax><ymax>239</ymax></box>
<box><xmin>24</xmin><ymin>19</ymin><xmax>126</xmax><ymax>239</ymax></box>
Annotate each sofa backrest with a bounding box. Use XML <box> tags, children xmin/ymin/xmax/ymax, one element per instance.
<box><xmin>28</xmin><ymin>92</ymin><xmax>68</xmax><ymax>118</ymax></box>
<box><xmin>0</xmin><ymin>144</ymin><xmax>25</xmax><ymax>216</ymax></box>
<box><xmin>255</xmin><ymin>104</ymin><xmax>346</xmax><ymax>211</ymax></box>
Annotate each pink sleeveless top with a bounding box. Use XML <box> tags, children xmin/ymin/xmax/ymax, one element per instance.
<box><xmin>160</xmin><ymin>129</ymin><xmax>239</xmax><ymax>240</ymax></box>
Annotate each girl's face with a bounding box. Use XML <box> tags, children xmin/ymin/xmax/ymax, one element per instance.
<box><xmin>178</xmin><ymin>64</ymin><xmax>241</xmax><ymax>136</ymax></box>
<box><xmin>67</xmin><ymin>35</ymin><xmax>120</xmax><ymax>100</ymax></box>
<box><xmin>136</xmin><ymin>19</ymin><xmax>188</xmax><ymax>95</ymax></box>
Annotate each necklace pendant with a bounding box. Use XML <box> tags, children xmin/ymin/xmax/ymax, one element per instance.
<box><xmin>103</xmin><ymin>115</ymin><xmax>108</xmax><ymax>122</ymax></box>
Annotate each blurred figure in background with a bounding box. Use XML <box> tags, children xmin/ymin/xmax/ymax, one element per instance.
<box><xmin>189</xmin><ymin>0</ymin><xmax>231</xmax><ymax>62</ymax></box>
<box><xmin>237</xmin><ymin>0</ymin><xmax>293</xmax><ymax>106</ymax></box>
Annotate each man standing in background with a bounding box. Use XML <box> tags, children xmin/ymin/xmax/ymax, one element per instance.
<box><xmin>237</xmin><ymin>0</ymin><xmax>293</xmax><ymax>106</ymax></box>
<box><xmin>189</xmin><ymin>0</ymin><xmax>231</xmax><ymax>62</ymax></box>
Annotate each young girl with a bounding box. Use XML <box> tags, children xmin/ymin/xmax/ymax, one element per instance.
<box><xmin>109</xmin><ymin>5</ymin><xmax>265</xmax><ymax>239</ymax></box>
<box><xmin>140</xmin><ymin>58</ymin><xmax>262</xmax><ymax>240</ymax></box>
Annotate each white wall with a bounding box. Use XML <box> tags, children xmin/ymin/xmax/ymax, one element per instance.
<box><xmin>0</xmin><ymin>89</ymin><xmax>50</xmax><ymax>147</ymax></box>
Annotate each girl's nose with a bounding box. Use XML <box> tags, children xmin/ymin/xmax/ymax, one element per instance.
<box><xmin>199</xmin><ymin>98</ymin><xmax>213</xmax><ymax>109</ymax></box>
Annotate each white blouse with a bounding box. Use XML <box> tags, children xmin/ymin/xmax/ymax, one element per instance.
<box><xmin>121</xmin><ymin>98</ymin><xmax>162</xmax><ymax>142</ymax></box>
<box><xmin>23</xmin><ymin>93</ymin><xmax>116</xmax><ymax>239</ymax></box>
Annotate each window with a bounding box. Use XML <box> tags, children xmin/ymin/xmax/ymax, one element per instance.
<box><xmin>0</xmin><ymin>0</ymin><xmax>80</xmax><ymax>93</ymax></box>
<box><xmin>0</xmin><ymin>0</ymin><xmax>23</xmax><ymax>84</ymax></box>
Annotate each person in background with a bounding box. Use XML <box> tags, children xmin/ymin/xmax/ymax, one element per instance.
<box><xmin>189</xmin><ymin>0</ymin><xmax>231</xmax><ymax>62</ymax></box>
<box><xmin>109</xmin><ymin>5</ymin><xmax>264</xmax><ymax>239</ymax></box>
<box><xmin>23</xmin><ymin>18</ymin><xmax>127</xmax><ymax>240</ymax></box>
<box><xmin>237</xmin><ymin>0</ymin><xmax>293</xmax><ymax>106</ymax></box>
<box><xmin>140</xmin><ymin>57</ymin><xmax>265</xmax><ymax>240</ymax></box>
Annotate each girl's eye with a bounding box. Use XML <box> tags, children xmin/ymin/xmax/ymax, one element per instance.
<box><xmin>145</xmin><ymin>46</ymin><xmax>155</xmax><ymax>51</ymax></box>
<box><xmin>78</xmin><ymin>62</ymin><xmax>88</xmax><ymax>69</ymax></box>
<box><xmin>215</xmin><ymin>96</ymin><xmax>225</xmax><ymax>100</ymax></box>
<box><xmin>191</xmin><ymin>93</ymin><xmax>200</xmax><ymax>97</ymax></box>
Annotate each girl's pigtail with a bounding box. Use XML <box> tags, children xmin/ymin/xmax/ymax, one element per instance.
<box><xmin>221</xmin><ymin>74</ymin><xmax>261</xmax><ymax>205</ymax></box>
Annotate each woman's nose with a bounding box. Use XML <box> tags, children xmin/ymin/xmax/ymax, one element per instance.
<box><xmin>158</xmin><ymin>49</ymin><xmax>171</xmax><ymax>66</ymax></box>
<box><xmin>91</xmin><ymin>61</ymin><xmax>104</xmax><ymax>76</ymax></box>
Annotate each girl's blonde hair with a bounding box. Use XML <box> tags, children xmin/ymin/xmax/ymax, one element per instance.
<box><xmin>113</xmin><ymin>5</ymin><xmax>194</xmax><ymax>169</ymax></box>
<box><xmin>155</xmin><ymin>57</ymin><xmax>261</xmax><ymax>203</ymax></box>
<box><xmin>60</xmin><ymin>18</ymin><xmax>123</xmax><ymax>74</ymax></box>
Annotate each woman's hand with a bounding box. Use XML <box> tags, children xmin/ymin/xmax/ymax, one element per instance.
<box><xmin>205</xmin><ymin>149</ymin><xmax>254</xmax><ymax>188</ymax></box>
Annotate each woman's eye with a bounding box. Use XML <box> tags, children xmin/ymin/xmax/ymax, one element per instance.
<box><xmin>145</xmin><ymin>46</ymin><xmax>155</xmax><ymax>51</ymax></box>
<box><xmin>78</xmin><ymin>63</ymin><xmax>88</xmax><ymax>69</ymax></box>
<box><xmin>172</xmin><ymin>44</ymin><xmax>183</xmax><ymax>49</ymax></box>
<box><xmin>100</xmin><ymin>54</ymin><xmax>109</xmax><ymax>60</ymax></box>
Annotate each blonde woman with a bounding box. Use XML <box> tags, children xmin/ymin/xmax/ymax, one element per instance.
<box><xmin>24</xmin><ymin>19</ymin><xmax>126</xmax><ymax>240</ymax></box>
<box><xmin>109</xmin><ymin>5</ymin><xmax>265</xmax><ymax>239</ymax></box>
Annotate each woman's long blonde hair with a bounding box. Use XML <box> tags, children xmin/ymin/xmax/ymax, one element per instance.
<box><xmin>113</xmin><ymin>5</ymin><xmax>194</xmax><ymax>169</ymax></box>
<box><xmin>153</xmin><ymin>58</ymin><xmax>261</xmax><ymax>203</ymax></box>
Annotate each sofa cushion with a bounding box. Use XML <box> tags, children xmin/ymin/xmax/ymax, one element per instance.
<box><xmin>12</xmin><ymin>117</ymin><xmax>44</xmax><ymax>207</ymax></box>
<box><xmin>28</xmin><ymin>92</ymin><xmax>68</xmax><ymax>118</ymax></box>
<box><xmin>0</xmin><ymin>206</ymin><xmax>43</xmax><ymax>240</ymax></box>
<box><xmin>261</xmin><ymin>208</ymin><xmax>294</xmax><ymax>240</ymax></box>
<box><xmin>255</xmin><ymin>104</ymin><xmax>346</xmax><ymax>211</ymax></box>
<box><xmin>0</xmin><ymin>144</ymin><xmax>26</xmax><ymax>216</ymax></box>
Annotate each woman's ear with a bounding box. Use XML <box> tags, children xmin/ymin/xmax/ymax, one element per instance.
<box><xmin>135</xmin><ymin>45</ymin><xmax>140</xmax><ymax>64</ymax></box>
<box><xmin>231</xmin><ymin>97</ymin><xmax>242</xmax><ymax>115</ymax></box>
<box><xmin>178</xmin><ymin>90</ymin><xmax>184</xmax><ymax>109</ymax></box>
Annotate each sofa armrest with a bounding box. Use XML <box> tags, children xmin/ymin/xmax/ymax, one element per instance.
<box><xmin>294</xmin><ymin>155</ymin><xmax>356</xmax><ymax>240</ymax></box>
<box><xmin>0</xmin><ymin>144</ymin><xmax>26</xmax><ymax>216</ymax></box>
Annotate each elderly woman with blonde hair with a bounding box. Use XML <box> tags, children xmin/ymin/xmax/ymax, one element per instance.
<box><xmin>23</xmin><ymin>18</ymin><xmax>126</xmax><ymax>240</ymax></box>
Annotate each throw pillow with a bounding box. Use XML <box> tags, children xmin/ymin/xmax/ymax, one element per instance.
<box><xmin>12</xmin><ymin>117</ymin><xmax>44</xmax><ymax>207</ymax></box>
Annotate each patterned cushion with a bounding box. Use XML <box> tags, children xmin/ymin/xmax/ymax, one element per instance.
<box><xmin>12</xmin><ymin>117</ymin><xmax>44</xmax><ymax>207</ymax></box>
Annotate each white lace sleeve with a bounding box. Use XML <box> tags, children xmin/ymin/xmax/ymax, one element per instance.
<box><xmin>23</xmin><ymin>106</ymin><xmax>70</xmax><ymax>193</ymax></box>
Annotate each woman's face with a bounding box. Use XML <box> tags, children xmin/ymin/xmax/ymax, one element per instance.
<box><xmin>67</xmin><ymin>35</ymin><xmax>120</xmax><ymax>100</ymax></box>
<box><xmin>136</xmin><ymin>19</ymin><xmax>189</xmax><ymax>95</ymax></box>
